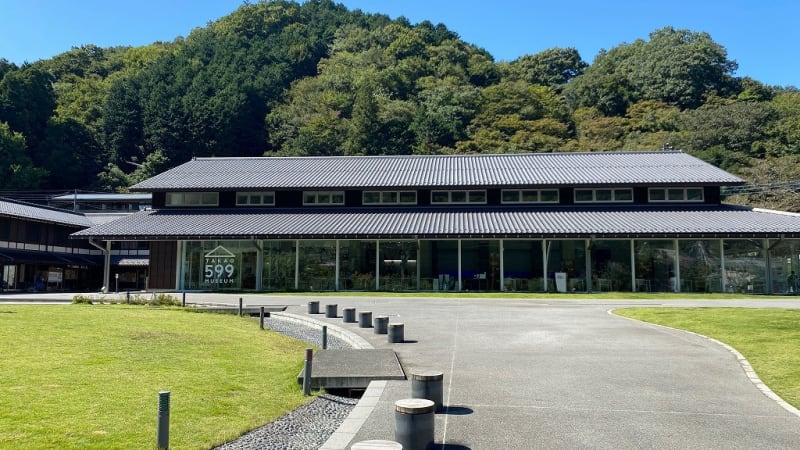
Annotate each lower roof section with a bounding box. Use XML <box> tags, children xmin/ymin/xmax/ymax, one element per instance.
<box><xmin>70</xmin><ymin>205</ymin><xmax>800</xmax><ymax>241</ymax></box>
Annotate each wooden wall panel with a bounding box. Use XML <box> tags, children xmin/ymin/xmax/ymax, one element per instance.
<box><xmin>148</xmin><ymin>241</ymin><xmax>177</xmax><ymax>290</ymax></box>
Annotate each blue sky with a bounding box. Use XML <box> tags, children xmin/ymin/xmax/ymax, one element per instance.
<box><xmin>1</xmin><ymin>0</ymin><xmax>797</xmax><ymax>87</ymax></box>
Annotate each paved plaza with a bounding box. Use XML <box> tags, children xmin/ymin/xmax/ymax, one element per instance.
<box><xmin>4</xmin><ymin>293</ymin><xmax>800</xmax><ymax>449</ymax></box>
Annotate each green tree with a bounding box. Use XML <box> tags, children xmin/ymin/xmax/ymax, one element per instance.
<box><xmin>502</xmin><ymin>47</ymin><xmax>587</xmax><ymax>87</ymax></box>
<box><xmin>0</xmin><ymin>122</ymin><xmax>45</xmax><ymax>189</ymax></box>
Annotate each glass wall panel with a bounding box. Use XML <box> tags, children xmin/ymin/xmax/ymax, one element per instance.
<box><xmin>379</xmin><ymin>241</ymin><xmax>417</xmax><ymax>291</ymax></box>
<box><xmin>723</xmin><ymin>240</ymin><xmax>766</xmax><ymax>294</ymax></box>
<box><xmin>419</xmin><ymin>240</ymin><xmax>458</xmax><ymax>290</ymax></box>
<box><xmin>768</xmin><ymin>240</ymin><xmax>800</xmax><ymax>294</ymax></box>
<box><xmin>502</xmin><ymin>240</ymin><xmax>544</xmax><ymax>291</ymax></box>
<box><xmin>461</xmin><ymin>240</ymin><xmax>500</xmax><ymax>291</ymax></box>
<box><xmin>340</xmin><ymin>240</ymin><xmax>377</xmax><ymax>290</ymax></box>
<box><xmin>679</xmin><ymin>240</ymin><xmax>722</xmax><ymax>293</ymax></box>
<box><xmin>590</xmin><ymin>240</ymin><xmax>631</xmax><ymax>291</ymax></box>
<box><xmin>546</xmin><ymin>240</ymin><xmax>587</xmax><ymax>292</ymax></box>
<box><xmin>262</xmin><ymin>240</ymin><xmax>296</xmax><ymax>291</ymax></box>
<box><xmin>634</xmin><ymin>240</ymin><xmax>676</xmax><ymax>292</ymax></box>
<box><xmin>182</xmin><ymin>240</ymin><xmax>258</xmax><ymax>291</ymax></box>
<box><xmin>298</xmin><ymin>240</ymin><xmax>336</xmax><ymax>291</ymax></box>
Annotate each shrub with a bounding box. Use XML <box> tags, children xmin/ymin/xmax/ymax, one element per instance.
<box><xmin>71</xmin><ymin>294</ymin><xmax>94</xmax><ymax>304</ymax></box>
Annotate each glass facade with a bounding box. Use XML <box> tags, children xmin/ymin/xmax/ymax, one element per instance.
<box><xmin>298</xmin><ymin>240</ymin><xmax>336</xmax><ymax>291</ymax></box>
<box><xmin>679</xmin><ymin>240</ymin><xmax>722</xmax><ymax>293</ymax></box>
<box><xmin>635</xmin><ymin>240</ymin><xmax>676</xmax><ymax>292</ymax></box>
<box><xmin>182</xmin><ymin>240</ymin><xmax>259</xmax><ymax>291</ymax></box>
<box><xmin>723</xmin><ymin>239</ymin><xmax>766</xmax><ymax>294</ymax></box>
<box><xmin>262</xmin><ymin>241</ymin><xmax>296</xmax><ymax>291</ymax></box>
<box><xmin>590</xmin><ymin>240</ymin><xmax>631</xmax><ymax>292</ymax></box>
<box><xmin>340</xmin><ymin>240</ymin><xmax>377</xmax><ymax>290</ymax></box>
<box><xmin>174</xmin><ymin>238</ymin><xmax>791</xmax><ymax>294</ymax></box>
<box><xmin>379</xmin><ymin>241</ymin><xmax>417</xmax><ymax>291</ymax></box>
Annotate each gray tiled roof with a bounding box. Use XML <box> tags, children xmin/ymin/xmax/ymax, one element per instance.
<box><xmin>71</xmin><ymin>205</ymin><xmax>800</xmax><ymax>240</ymax></box>
<box><xmin>0</xmin><ymin>198</ymin><xmax>93</xmax><ymax>228</ymax></box>
<box><xmin>130</xmin><ymin>151</ymin><xmax>743</xmax><ymax>191</ymax></box>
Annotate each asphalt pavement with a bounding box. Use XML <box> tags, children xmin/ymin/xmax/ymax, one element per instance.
<box><xmin>4</xmin><ymin>292</ymin><xmax>800</xmax><ymax>449</ymax></box>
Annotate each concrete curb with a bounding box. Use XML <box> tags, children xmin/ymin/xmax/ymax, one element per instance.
<box><xmin>270</xmin><ymin>312</ymin><xmax>387</xmax><ymax>449</ymax></box>
<box><xmin>609</xmin><ymin>309</ymin><xmax>800</xmax><ymax>419</ymax></box>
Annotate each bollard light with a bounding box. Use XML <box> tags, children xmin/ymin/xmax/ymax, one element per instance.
<box><xmin>322</xmin><ymin>325</ymin><xmax>328</xmax><ymax>350</ymax></box>
<box><xmin>157</xmin><ymin>391</ymin><xmax>170</xmax><ymax>450</ymax></box>
<box><xmin>259</xmin><ymin>306</ymin><xmax>265</xmax><ymax>330</ymax></box>
<box><xmin>302</xmin><ymin>348</ymin><xmax>313</xmax><ymax>396</ymax></box>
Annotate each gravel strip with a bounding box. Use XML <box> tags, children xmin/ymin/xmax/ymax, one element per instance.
<box><xmin>213</xmin><ymin>315</ymin><xmax>357</xmax><ymax>450</ymax></box>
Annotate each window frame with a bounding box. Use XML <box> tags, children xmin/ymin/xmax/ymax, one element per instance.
<box><xmin>165</xmin><ymin>192</ymin><xmax>219</xmax><ymax>207</ymax></box>
<box><xmin>430</xmin><ymin>189</ymin><xmax>488</xmax><ymax>205</ymax></box>
<box><xmin>573</xmin><ymin>188</ymin><xmax>634</xmax><ymax>204</ymax></box>
<box><xmin>500</xmin><ymin>189</ymin><xmax>560</xmax><ymax>204</ymax></box>
<box><xmin>362</xmin><ymin>190</ymin><xmax>418</xmax><ymax>205</ymax></box>
<box><xmin>236</xmin><ymin>191</ymin><xmax>275</xmax><ymax>206</ymax></box>
<box><xmin>648</xmin><ymin>187</ymin><xmax>705</xmax><ymax>203</ymax></box>
<box><xmin>303</xmin><ymin>191</ymin><xmax>345</xmax><ymax>206</ymax></box>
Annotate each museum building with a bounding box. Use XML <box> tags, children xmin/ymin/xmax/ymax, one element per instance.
<box><xmin>72</xmin><ymin>151</ymin><xmax>800</xmax><ymax>294</ymax></box>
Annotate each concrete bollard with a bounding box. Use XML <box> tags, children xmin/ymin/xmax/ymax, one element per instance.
<box><xmin>374</xmin><ymin>316</ymin><xmax>389</xmax><ymax>334</ymax></box>
<box><xmin>351</xmin><ymin>440</ymin><xmax>403</xmax><ymax>450</ymax></box>
<box><xmin>388</xmin><ymin>323</ymin><xmax>404</xmax><ymax>343</ymax></box>
<box><xmin>308</xmin><ymin>300</ymin><xmax>320</xmax><ymax>314</ymax></box>
<box><xmin>394</xmin><ymin>398</ymin><xmax>434</xmax><ymax>450</ymax></box>
<box><xmin>343</xmin><ymin>307</ymin><xmax>357</xmax><ymax>323</ymax></box>
<box><xmin>359</xmin><ymin>311</ymin><xmax>373</xmax><ymax>328</ymax></box>
<box><xmin>411</xmin><ymin>370</ymin><xmax>444</xmax><ymax>413</ymax></box>
<box><xmin>325</xmin><ymin>304</ymin><xmax>338</xmax><ymax>318</ymax></box>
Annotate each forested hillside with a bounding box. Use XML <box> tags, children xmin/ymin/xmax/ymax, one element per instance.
<box><xmin>1</xmin><ymin>0</ymin><xmax>799</xmax><ymax>209</ymax></box>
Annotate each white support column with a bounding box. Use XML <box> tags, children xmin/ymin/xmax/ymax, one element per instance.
<box><xmin>673</xmin><ymin>239</ymin><xmax>680</xmax><ymax>293</ymax></box>
<box><xmin>457</xmin><ymin>239</ymin><xmax>462</xmax><ymax>291</ymax></box>
<box><xmin>630</xmin><ymin>239</ymin><xmax>637</xmax><ymax>293</ymax></box>
<box><xmin>416</xmin><ymin>240</ymin><xmax>421</xmax><ymax>291</ymax></box>
<box><xmin>499</xmin><ymin>239</ymin><xmax>505</xmax><ymax>292</ymax></box>
<box><xmin>255</xmin><ymin>240</ymin><xmax>263</xmax><ymax>291</ymax></box>
<box><xmin>175</xmin><ymin>241</ymin><xmax>183</xmax><ymax>291</ymax></box>
<box><xmin>294</xmin><ymin>240</ymin><xmax>299</xmax><ymax>290</ymax></box>
<box><xmin>585</xmin><ymin>239</ymin><xmax>592</xmax><ymax>293</ymax></box>
<box><xmin>335</xmin><ymin>240</ymin><xmax>340</xmax><ymax>291</ymax></box>
<box><xmin>375</xmin><ymin>240</ymin><xmax>381</xmax><ymax>291</ymax></box>
<box><xmin>542</xmin><ymin>240</ymin><xmax>549</xmax><ymax>292</ymax></box>
<box><xmin>763</xmin><ymin>238</ymin><xmax>770</xmax><ymax>294</ymax></box>
<box><xmin>720</xmin><ymin>239</ymin><xmax>727</xmax><ymax>292</ymax></box>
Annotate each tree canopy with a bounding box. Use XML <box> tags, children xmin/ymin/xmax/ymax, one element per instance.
<box><xmin>0</xmin><ymin>1</ymin><xmax>797</xmax><ymax>209</ymax></box>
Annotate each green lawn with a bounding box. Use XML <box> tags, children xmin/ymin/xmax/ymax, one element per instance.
<box><xmin>614</xmin><ymin>307</ymin><xmax>800</xmax><ymax>409</ymax></box>
<box><xmin>0</xmin><ymin>305</ymin><xmax>311</xmax><ymax>450</ymax></box>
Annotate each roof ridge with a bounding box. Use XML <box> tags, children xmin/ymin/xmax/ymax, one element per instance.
<box><xmin>190</xmin><ymin>150</ymin><xmax>684</xmax><ymax>162</ymax></box>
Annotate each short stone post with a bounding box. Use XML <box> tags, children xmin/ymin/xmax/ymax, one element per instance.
<box><xmin>343</xmin><ymin>307</ymin><xmax>357</xmax><ymax>323</ymax></box>
<box><xmin>325</xmin><ymin>304</ymin><xmax>338</xmax><ymax>318</ymax></box>
<box><xmin>394</xmin><ymin>398</ymin><xmax>434</xmax><ymax>450</ymax></box>
<box><xmin>388</xmin><ymin>323</ymin><xmax>404</xmax><ymax>343</ymax></box>
<box><xmin>374</xmin><ymin>316</ymin><xmax>389</xmax><ymax>334</ymax></box>
<box><xmin>350</xmin><ymin>440</ymin><xmax>403</xmax><ymax>450</ymax></box>
<box><xmin>411</xmin><ymin>370</ymin><xmax>444</xmax><ymax>412</ymax></box>
<box><xmin>308</xmin><ymin>300</ymin><xmax>320</xmax><ymax>314</ymax></box>
<box><xmin>358</xmin><ymin>311</ymin><xmax>373</xmax><ymax>328</ymax></box>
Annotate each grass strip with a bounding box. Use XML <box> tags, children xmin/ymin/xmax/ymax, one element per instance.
<box><xmin>0</xmin><ymin>305</ymin><xmax>311</xmax><ymax>449</ymax></box>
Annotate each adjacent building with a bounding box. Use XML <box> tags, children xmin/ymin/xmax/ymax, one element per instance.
<box><xmin>72</xmin><ymin>151</ymin><xmax>800</xmax><ymax>294</ymax></box>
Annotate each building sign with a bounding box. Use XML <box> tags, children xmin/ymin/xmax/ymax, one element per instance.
<box><xmin>203</xmin><ymin>245</ymin><xmax>237</xmax><ymax>287</ymax></box>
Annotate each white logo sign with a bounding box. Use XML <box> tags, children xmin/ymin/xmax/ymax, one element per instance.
<box><xmin>203</xmin><ymin>245</ymin><xmax>236</xmax><ymax>286</ymax></box>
